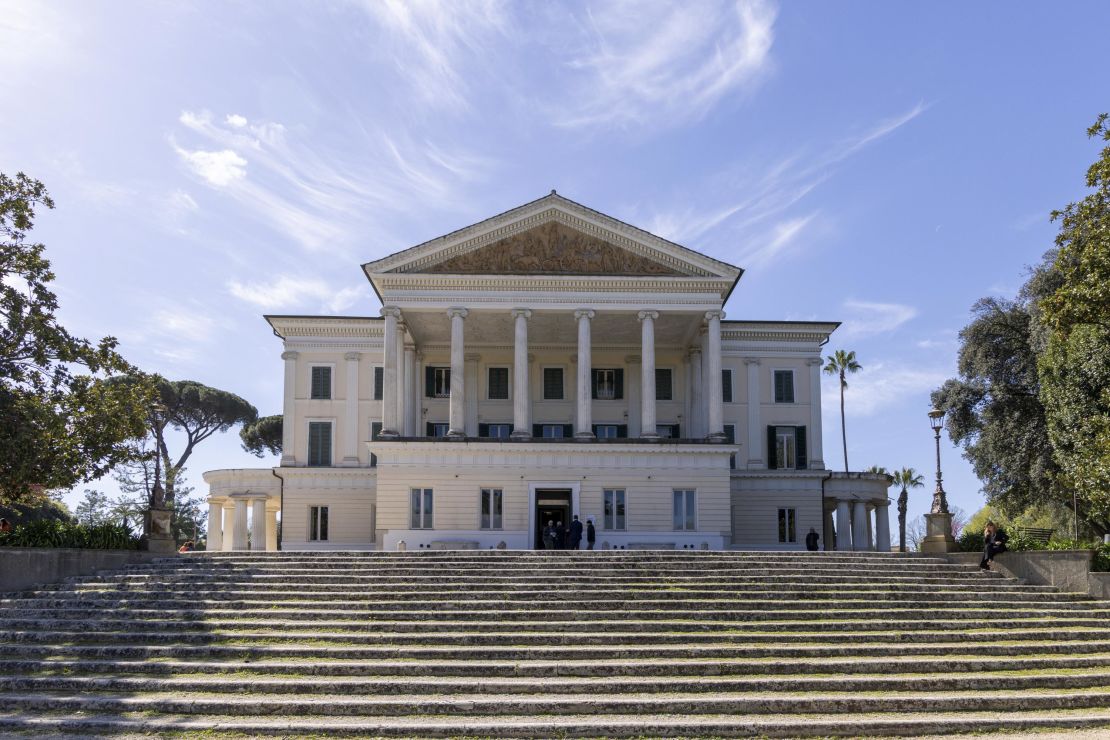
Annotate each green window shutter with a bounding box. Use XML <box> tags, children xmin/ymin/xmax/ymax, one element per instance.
<box><xmin>370</xmin><ymin>422</ymin><xmax>382</xmax><ymax>467</ymax></box>
<box><xmin>425</xmin><ymin>422</ymin><xmax>435</xmax><ymax>437</ymax></box>
<box><xmin>766</xmin><ymin>426</ymin><xmax>777</xmax><ymax>470</ymax></box>
<box><xmin>590</xmin><ymin>369</ymin><xmax>600</xmax><ymax>400</ymax></box>
<box><xmin>795</xmin><ymin>426</ymin><xmax>807</xmax><ymax>469</ymax></box>
<box><xmin>543</xmin><ymin>368</ymin><xmax>563</xmax><ymax>399</ymax></box>
<box><xmin>425</xmin><ymin>366</ymin><xmax>435</xmax><ymax>397</ymax></box>
<box><xmin>722</xmin><ymin>370</ymin><xmax>732</xmax><ymax>403</ymax></box>
<box><xmin>308</xmin><ymin>422</ymin><xmax>331</xmax><ymax>466</ymax></box>
<box><xmin>774</xmin><ymin>371</ymin><xmax>795</xmax><ymax>403</ymax></box>
<box><xmin>563</xmin><ymin>424</ymin><xmax>573</xmax><ymax>438</ymax></box>
<box><xmin>533</xmin><ymin>424</ymin><xmax>543</xmax><ymax>438</ymax></box>
<box><xmin>614</xmin><ymin>369</ymin><xmax>624</xmax><ymax>399</ymax></box>
<box><xmin>488</xmin><ymin>368</ymin><xmax>508</xmax><ymax>400</ymax></box>
<box><xmin>655</xmin><ymin>369</ymin><xmax>672</xmax><ymax>401</ymax></box>
<box><xmin>617</xmin><ymin>424</ymin><xmax>628</xmax><ymax>438</ymax></box>
<box><xmin>478</xmin><ymin>423</ymin><xmax>489</xmax><ymax>438</ymax></box>
<box><xmin>310</xmin><ymin>367</ymin><xmax>331</xmax><ymax>399</ymax></box>
<box><xmin>591</xmin><ymin>424</ymin><xmax>600</xmax><ymax>436</ymax></box>
<box><xmin>373</xmin><ymin>367</ymin><xmax>383</xmax><ymax>400</ymax></box>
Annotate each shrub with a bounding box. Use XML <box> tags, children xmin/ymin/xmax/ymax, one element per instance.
<box><xmin>0</xmin><ymin>519</ymin><xmax>139</xmax><ymax>550</ymax></box>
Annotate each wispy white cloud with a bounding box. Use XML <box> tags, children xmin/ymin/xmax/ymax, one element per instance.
<box><xmin>823</xmin><ymin>361</ymin><xmax>947</xmax><ymax>417</ymax></box>
<box><xmin>173</xmin><ymin>144</ymin><xmax>247</xmax><ymax>186</ymax></box>
<box><xmin>227</xmin><ymin>275</ymin><xmax>366</xmax><ymax>314</ymax></box>
<box><xmin>838</xmin><ymin>300</ymin><xmax>918</xmax><ymax>339</ymax></box>
<box><xmin>735</xmin><ymin>213</ymin><xmax>817</xmax><ymax>268</ymax></box>
<box><xmin>555</xmin><ymin>0</ymin><xmax>776</xmax><ymax>129</ymax></box>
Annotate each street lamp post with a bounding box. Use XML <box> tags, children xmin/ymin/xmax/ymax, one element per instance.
<box><xmin>921</xmin><ymin>407</ymin><xmax>957</xmax><ymax>553</ymax></box>
<box><xmin>144</xmin><ymin>401</ymin><xmax>176</xmax><ymax>554</ymax></box>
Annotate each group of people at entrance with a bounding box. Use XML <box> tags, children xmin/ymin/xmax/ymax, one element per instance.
<box><xmin>543</xmin><ymin>515</ymin><xmax>596</xmax><ymax>550</ymax></box>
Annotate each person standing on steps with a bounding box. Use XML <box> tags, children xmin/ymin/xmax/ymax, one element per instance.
<box><xmin>555</xmin><ymin>520</ymin><xmax>567</xmax><ymax>550</ymax></box>
<box><xmin>586</xmin><ymin>518</ymin><xmax>596</xmax><ymax>550</ymax></box>
<box><xmin>805</xmin><ymin>528</ymin><xmax>819</xmax><ymax>552</ymax></box>
<box><xmin>543</xmin><ymin>520</ymin><xmax>556</xmax><ymax>550</ymax></box>
<box><xmin>980</xmin><ymin>521</ymin><xmax>1009</xmax><ymax>570</ymax></box>
<box><xmin>569</xmin><ymin>514</ymin><xmax>583</xmax><ymax>550</ymax></box>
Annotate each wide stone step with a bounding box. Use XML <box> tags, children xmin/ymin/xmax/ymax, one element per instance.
<box><xmin>6</xmin><ymin>688</ymin><xmax>1110</xmax><ymax>717</ymax></box>
<box><xmin>8</xmin><ymin>669</ymin><xmax>1110</xmax><ymax>695</ymax></box>
<box><xmin>114</xmin><ymin>561</ymin><xmax>981</xmax><ymax>574</ymax></box>
<box><xmin>4</xmin><ymin>708</ymin><xmax>1110</xmax><ymax>737</ymax></box>
<box><xmin>4</xmin><ymin>640</ymin><xmax>1110</xmax><ymax>661</ymax></box>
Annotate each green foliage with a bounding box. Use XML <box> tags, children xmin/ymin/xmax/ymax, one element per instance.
<box><xmin>892</xmin><ymin>467</ymin><xmax>925</xmax><ymax>553</ymax></box>
<box><xmin>240</xmin><ymin>414</ymin><xmax>282</xmax><ymax>457</ymax></box>
<box><xmin>0</xmin><ymin>172</ymin><xmax>152</xmax><ymax>505</ymax></box>
<box><xmin>823</xmin><ymin>349</ymin><xmax>862</xmax><ymax>472</ymax></box>
<box><xmin>0</xmin><ymin>495</ymin><xmax>72</xmax><ymax>525</ymax></box>
<box><xmin>0</xmin><ymin>519</ymin><xmax>139</xmax><ymax>549</ymax></box>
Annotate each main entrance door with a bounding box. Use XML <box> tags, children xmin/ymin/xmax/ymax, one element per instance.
<box><xmin>534</xmin><ymin>489</ymin><xmax>572</xmax><ymax>549</ymax></box>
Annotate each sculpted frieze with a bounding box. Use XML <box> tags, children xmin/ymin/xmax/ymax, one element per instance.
<box><xmin>423</xmin><ymin>222</ymin><xmax>686</xmax><ymax>276</ymax></box>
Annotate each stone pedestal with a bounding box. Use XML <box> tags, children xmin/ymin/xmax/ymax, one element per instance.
<box><xmin>921</xmin><ymin>512</ymin><xmax>957</xmax><ymax>553</ymax></box>
<box><xmin>145</xmin><ymin>507</ymin><xmax>177</xmax><ymax>554</ymax></box>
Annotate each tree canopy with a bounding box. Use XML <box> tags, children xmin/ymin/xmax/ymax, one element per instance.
<box><xmin>0</xmin><ymin>172</ymin><xmax>151</xmax><ymax>505</ymax></box>
<box><xmin>240</xmin><ymin>414</ymin><xmax>282</xmax><ymax>457</ymax></box>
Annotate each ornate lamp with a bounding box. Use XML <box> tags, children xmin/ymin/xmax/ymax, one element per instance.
<box><xmin>921</xmin><ymin>407</ymin><xmax>956</xmax><ymax>552</ymax></box>
<box><xmin>928</xmin><ymin>408</ymin><xmax>949</xmax><ymax>515</ymax></box>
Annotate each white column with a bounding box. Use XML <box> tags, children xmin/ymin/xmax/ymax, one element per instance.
<box><xmin>207</xmin><ymin>501</ymin><xmax>223</xmax><ymax>551</ymax></box>
<box><xmin>822</xmin><ymin>508</ymin><xmax>835</xmax><ymax>552</ymax></box>
<box><xmin>342</xmin><ymin>352</ymin><xmax>360</xmax><ymax>464</ymax></box>
<box><xmin>705</xmin><ymin>310</ymin><xmax>726</xmax><ymax>441</ymax></box>
<box><xmin>688</xmin><ymin>348</ymin><xmax>704</xmax><ymax>439</ymax></box>
<box><xmin>265</xmin><ymin>510</ymin><xmax>278</xmax><ymax>551</ymax></box>
<box><xmin>394</xmin><ymin>324</ymin><xmax>406</xmax><ymax>435</ymax></box>
<box><xmin>574</xmin><ymin>309</ymin><xmax>595</xmax><ymax>439</ymax></box>
<box><xmin>221</xmin><ymin>506</ymin><xmax>234</xmax><ymax>551</ymax></box>
<box><xmin>280</xmin><ymin>351</ymin><xmax>298</xmax><ymax>465</ymax></box>
<box><xmin>807</xmin><ymin>357</ymin><xmax>825</xmax><ymax>469</ymax></box>
<box><xmin>250</xmin><ymin>498</ymin><xmax>267</xmax><ymax>551</ymax></box>
<box><xmin>380</xmin><ymin>307</ymin><xmax>401</xmax><ymax>437</ymax></box>
<box><xmin>403</xmin><ymin>346</ymin><xmax>416</xmax><ymax>436</ymax></box>
<box><xmin>232</xmin><ymin>498</ymin><xmax>248</xmax><ymax>551</ymax></box>
<box><xmin>874</xmin><ymin>504</ymin><xmax>890</xmax><ymax>552</ymax></box>
<box><xmin>852</xmin><ymin>500</ymin><xmax>869</xmax><ymax>551</ymax></box>
<box><xmin>835</xmin><ymin>500</ymin><xmax>852</xmax><ymax>551</ymax></box>
<box><xmin>447</xmin><ymin>307</ymin><xmax>468</xmax><ymax>438</ymax></box>
<box><xmin>465</xmin><ymin>353</ymin><xmax>480</xmax><ymax>437</ymax></box>
<box><xmin>745</xmin><ymin>358</ymin><xmax>762</xmax><ymax>466</ymax></box>
<box><xmin>410</xmin><ymin>352</ymin><xmax>422</xmax><ymax>437</ymax></box>
<box><xmin>511</xmin><ymin>309</ymin><xmax>532</xmax><ymax>439</ymax></box>
<box><xmin>638</xmin><ymin>311</ymin><xmax>659</xmax><ymax>438</ymax></box>
<box><xmin>626</xmin><ymin>354</ymin><xmax>641</xmax><ymax>437</ymax></box>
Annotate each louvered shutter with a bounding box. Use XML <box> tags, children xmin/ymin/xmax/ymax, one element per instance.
<box><xmin>591</xmin><ymin>370</ymin><xmax>600</xmax><ymax>400</ymax></box>
<box><xmin>373</xmin><ymin>367</ymin><xmax>383</xmax><ymax>400</ymax></box>
<box><xmin>425</xmin><ymin>367</ymin><xmax>435</xmax><ymax>397</ymax></box>
<box><xmin>562</xmin><ymin>424</ymin><xmax>573</xmax><ymax>437</ymax></box>
<box><xmin>614</xmin><ymin>369</ymin><xmax>624</xmax><ymax>399</ymax></box>
<box><xmin>767</xmin><ymin>426</ymin><xmax>777</xmax><ymax>470</ymax></box>
<box><xmin>533</xmin><ymin>424</ymin><xmax>543</xmax><ymax>438</ymax></box>
<box><xmin>310</xmin><ymin>367</ymin><xmax>331</xmax><ymax>399</ymax></box>
<box><xmin>617</xmin><ymin>424</ymin><xmax>628</xmax><ymax>438</ymax></box>
<box><xmin>795</xmin><ymin>426</ymin><xmax>807</xmax><ymax>470</ymax></box>
<box><xmin>655</xmin><ymin>369</ymin><xmax>672</xmax><ymax>401</ymax></box>
<box><xmin>722</xmin><ymin>370</ymin><xmax>732</xmax><ymax>403</ymax></box>
<box><xmin>478</xmin><ymin>423</ymin><xmax>489</xmax><ymax>438</ymax></box>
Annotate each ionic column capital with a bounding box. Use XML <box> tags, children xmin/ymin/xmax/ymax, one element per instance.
<box><xmin>465</xmin><ymin>352</ymin><xmax>481</xmax><ymax>362</ymax></box>
<box><xmin>687</xmin><ymin>348</ymin><xmax>702</xmax><ymax>359</ymax></box>
<box><xmin>281</xmin><ymin>350</ymin><xmax>299</xmax><ymax>360</ymax></box>
<box><xmin>574</xmin><ymin>308</ymin><xmax>595</xmax><ymax>320</ymax></box>
<box><xmin>344</xmin><ymin>351</ymin><xmax>361</xmax><ymax>362</ymax></box>
<box><xmin>744</xmin><ymin>357</ymin><xmax>761</xmax><ymax>366</ymax></box>
<box><xmin>447</xmin><ymin>307</ymin><xmax>469</xmax><ymax>319</ymax></box>
<box><xmin>380</xmin><ymin>306</ymin><xmax>402</xmax><ymax>319</ymax></box>
<box><xmin>625</xmin><ymin>354</ymin><xmax>641</xmax><ymax>364</ymax></box>
<box><xmin>808</xmin><ymin>357</ymin><xmax>824</xmax><ymax>366</ymax></box>
<box><xmin>704</xmin><ymin>310</ymin><xmax>725</xmax><ymax>321</ymax></box>
<box><xmin>511</xmin><ymin>308</ymin><xmax>532</xmax><ymax>320</ymax></box>
<box><xmin>637</xmin><ymin>310</ymin><xmax>659</xmax><ymax>322</ymax></box>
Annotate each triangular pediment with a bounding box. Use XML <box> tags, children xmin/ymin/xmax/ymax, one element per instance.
<box><xmin>423</xmin><ymin>221</ymin><xmax>685</xmax><ymax>276</ymax></box>
<box><xmin>363</xmin><ymin>193</ymin><xmax>743</xmax><ymax>283</ymax></box>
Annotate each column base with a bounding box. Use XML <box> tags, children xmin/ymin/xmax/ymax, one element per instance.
<box><xmin>279</xmin><ymin>455</ymin><xmax>296</xmax><ymax>466</ymax></box>
<box><xmin>640</xmin><ymin>432</ymin><xmax>661</xmax><ymax>440</ymax></box>
<box><xmin>378</xmin><ymin>430</ymin><xmax>400</xmax><ymax>440</ymax></box>
<box><xmin>574</xmin><ymin>431</ymin><xmax>596</xmax><ymax>440</ymax></box>
<box><xmin>510</xmin><ymin>430</ymin><xmax>532</xmax><ymax>440</ymax></box>
<box><xmin>339</xmin><ymin>456</ymin><xmax>360</xmax><ymax>467</ymax></box>
<box><xmin>706</xmin><ymin>432</ymin><xmax>727</xmax><ymax>443</ymax></box>
<box><xmin>446</xmin><ymin>430</ymin><xmax>467</xmax><ymax>440</ymax></box>
<box><xmin>921</xmin><ymin>512</ymin><xmax>958</xmax><ymax>553</ymax></box>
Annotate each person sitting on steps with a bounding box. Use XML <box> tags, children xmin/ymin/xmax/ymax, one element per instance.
<box><xmin>980</xmin><ymin>521</ymin><xmax>1008</xmax><ymax>570</ymax></box>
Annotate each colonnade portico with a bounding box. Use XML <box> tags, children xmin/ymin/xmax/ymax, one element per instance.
<box><xmin>207</xmin><ymin>493</ymin><xmax>276</xmax><ymax>551</ymax></box>
<box><xmin>830</xmin><ymin>497</ymin><xmax>892</xmax><ymax>552</ymax></box>
<box><xmin>376</xmin><ymin>304</ymin><xmax>728</xmax><ymax>441</ymax></box>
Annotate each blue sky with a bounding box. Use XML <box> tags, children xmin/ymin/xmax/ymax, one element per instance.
<box><xmin>2</xmin><ymin>1</ymin><xmax>1107</xmax><ymax>531</ymax></box>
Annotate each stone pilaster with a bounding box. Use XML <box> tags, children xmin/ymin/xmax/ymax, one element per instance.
<box><xmin>745</xmin><ymin>357</ymin><xmax>762</xmax><ymax>466</ymax></box>
<box><xmin>575</xmin><ymin>309</ymin><xmax>595</xmax><ymax>439</ymax></box>
<box><xmin>342</xmin><ymin>352</ymin><xmax>360</xmax><ymax>465</ymax></box>
<box><xmin>705</xmin><ymin>310</ymin><xmax>725</xmax><ymax>441</ymax></box>
<box><xmin>511</xmin><ymin>309</ymin><xmax>532</xmax><ymax>439</ymax></box>
<box><xmin>447</xmin><ymin>308</ymin><xmax>468</xmax><ymax>438</ymax></box>
<box><xmin>380</xmin><ymin>306</ymin><xmax>401</xmax><ymax>438</ymax></box>
<box><xmin>280</xmin><ymin>350</ymin><xmax>298</xmax><ymax>465</ymax></box>
<box><xmin>638</xmin><ymin>311</ymin><xmax>659</xmax><ymax>439</ymax></box>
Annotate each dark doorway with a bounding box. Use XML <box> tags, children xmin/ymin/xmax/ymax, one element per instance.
<box><xmin>535</xmin><ymin>489</ymin><xmax>572</xmax><ymax>549</ymax></box>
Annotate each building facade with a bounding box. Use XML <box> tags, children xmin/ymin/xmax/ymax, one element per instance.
<box><xmin>204</xmin><ymin>193</ymin><xmax>890</xmax><ymax>552</ymax></box>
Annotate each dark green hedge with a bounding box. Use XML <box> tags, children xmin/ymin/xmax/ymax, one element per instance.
<box><xmin>0</xmin><ymin>519</ymin><xmax>140</xmax><ymax>550</ymax></box>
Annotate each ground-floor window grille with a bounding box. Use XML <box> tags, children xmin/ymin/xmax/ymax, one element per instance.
<box><xmin>778</xmin><ymin>508</ymin><xmax>797</xmax><ymax>543</ymax></box>
<box><xmin>480</xmin><ymin>488</ymin><xmax>503</xmax><ymax>529</ymax></box>
<box><xmin>410</xmin><ymin>488</ymin><xmax>433</xmax><ymax>529</ymax></box>
<box><xmin>603</xmin><ymin>489</ymin><xmax>626</xmax><ymax>530</ymax></box>
<box><xmin>309</xmin><ymin>506</ymin><xmax>329</xmax><ymax>541</ymax></box>
<box><xmin>673</xmin><ymin>489</ymin><xmax>696</xmax><ymax>531</ymax></box>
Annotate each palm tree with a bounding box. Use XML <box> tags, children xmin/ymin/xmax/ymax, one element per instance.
<box><xmin>823</xmin><ymin>349</ymin><xmax>862</xmax><ymax>471</ymax></box>
<box><xmin>866</xmin><ymin>465</ymin><xmax>889</xmax><ymax>476</ymax></box>
<box><xmin>892</xmin><ymin>467</ymin><xmax>925</xmax><ymax>553</ymax></box>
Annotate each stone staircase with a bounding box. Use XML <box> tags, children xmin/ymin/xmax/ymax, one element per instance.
<box><xmin>1</xmin><ymin>551</ymin><xmax>1110</xmax><ymax>737</ymax></box>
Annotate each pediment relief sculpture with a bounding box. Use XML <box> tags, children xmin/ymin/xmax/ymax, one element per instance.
<box><xmin>422</xmin><ymin>222</ymin><xmax>687</xmax><ymax>276</ymax></box>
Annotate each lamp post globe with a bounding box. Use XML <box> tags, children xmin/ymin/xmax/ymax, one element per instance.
<box><xmin>928</xmin><ymin>408</ymin><xmax>949</xmax><ymax>515</ymax></box>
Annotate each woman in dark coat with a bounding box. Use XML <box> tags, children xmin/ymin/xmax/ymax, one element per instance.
<box><xmin>980</xmin><ymin>521</ymin><xmax>1009</xmax><ymax>570</ymax></box>
<box><xmin>555</xmin><ymin>521</ymin><xmax>567</xmax><ymax>550</ymax></box>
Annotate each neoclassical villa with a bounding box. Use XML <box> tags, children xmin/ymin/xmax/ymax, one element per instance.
<box><xmin>204</xmin><ymin>193</ymin><xmax>890</xmax><ymax>552</ymax></box>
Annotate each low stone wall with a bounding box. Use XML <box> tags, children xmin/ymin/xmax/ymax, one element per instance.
<box><xmin>943</xmin><ymin>549</ymin><xmax>1094</xmax><ymax>593</ymax></box>
<box><xmin>0</xmin><ymin>548</ymin><xmax>161</xmax><ymax>593</ymax></box>
<box><xmin>1089</xmin><ymin>572</ymin><xmax>1110</xmax><ymax>601</ymax></box>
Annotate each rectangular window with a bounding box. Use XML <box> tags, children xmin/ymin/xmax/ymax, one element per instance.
<box><xmin>541</xmin><ymin>424</ymin><xmax>565</xmax><ymax>439</ymax></box>
<box><xmin>655</xmin><ymin>368</ymin><xmax>673</xmax><ymax>401</ymax></box>
<box><xmin>656</xmin><ymin>423</ymin><xmax>680</xmax><ymax>439</ymax></box>
<box><xmin>426</xmin><ymin>422</ymin><xmax>449</xmax><ymax>438</ymax></box>
<box><xmin>310</xmin><ymin>366</ymin><xmax>332</xmax><ymax>400</ymax></box>
<box><xmin>432</xmin><ymin>367</ymin><xmax>451</xmax><ymax>398</ymax></box>
<box><xmin>594</xmin><ymin>424</ymin><xmax>619</xmax><ymax>439</ymax></box>
<box><xmin>724</xmin><ymin>424</ymin><xmax>736</xmax><ymax>470</ymax></box>
<box><xmin>722</xmin><ymin>369</ymin><xmax>733</xmax><ymax>403</ymax></box>
<box><xmin>776</xmin><ymin>427</ymin><xmax>797</xmax><ymax>469</ymax></box>
<box><xmin>778</xmin><ymin>508</ymin><xmax>797</xmax><ymax>543</ymax></box>
<box><xmin>480</xmin><ymin>488</ymin><xmax>503</xmax><ymax>529</ymax></box>
<box><xmin>774</xmin><ymin>370</ymin><xmax>795</xmax><ymax>403</ymax></box>
<box><xmin>603</xmin><ymin>489</ymin><xmax>626</xmax><ymax>530</ymax></box>
<box><xmin>673</xmin><ymin>489</ymin><xmax>696</xmax><ymax>531</ymax></box>
<box><xmin>309</xmin><ymin>505</ymin><xmax>329</xmax><ymax>541</ymax></box>
<box><xmin>487</xmin><ymin>367</ymin><xmax>509</xmax><ymax>400</ymax></box>
<box><xmin>480</xmin><ymin>423</ymin><xmax>512</xmax><ymax>439</ymax></box>
<box><xmin>369</xmin><ymin>421</ymin><xmax>382</xmax><ymax>467</ymax></box>
<box><xmin>543</xmin><ymin>367</ymin><xmax>564</xmax><ymax>400</ymax></box>
<box><xmin>307</xmin><ymin>421</ymin><xmax>332</xmax><ymax>467</ymax></box>
<box><xmin>373</xmin><ymin>367</ymin><xmax>384</xmax><ymax>400</ymax></box>
<box><xmin>410</xmin><ymin>488</ymin><xmax>433</xmax><ymax>529</ymax></box>
<box><xmin>591</xmin><ymin>369</ymin><xmax>623</xmax><ymax>400</ymax></box>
